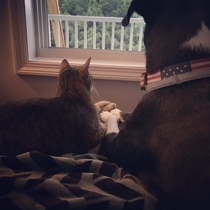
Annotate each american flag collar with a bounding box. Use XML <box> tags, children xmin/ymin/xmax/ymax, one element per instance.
<box><xmin>140</xmin><ymin>57</ymin><xmax>210</xmax><ymax>92</ymax></box>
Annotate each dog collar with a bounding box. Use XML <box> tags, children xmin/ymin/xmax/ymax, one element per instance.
<box><xmin>140</xmin><ymin>57</ymin><xmax>210</xmax><ymax>92</ymax></box>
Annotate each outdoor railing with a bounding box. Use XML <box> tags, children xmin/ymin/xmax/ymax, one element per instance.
<box><xmin>48</xmin><ymin>15</ymin><xmax>145</xmax><ymax>51</ymax></box>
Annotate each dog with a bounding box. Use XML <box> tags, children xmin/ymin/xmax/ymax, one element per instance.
<box><xmin>100</xmin><ymin>0</ymin><xmax>210</xmax><ymax>209</ymax></box>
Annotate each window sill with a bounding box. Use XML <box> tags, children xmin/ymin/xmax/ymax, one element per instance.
<box><xmin>17</xmin><ymin>56</ymin><xmax>145</xmax><ymax>81</ymax></box>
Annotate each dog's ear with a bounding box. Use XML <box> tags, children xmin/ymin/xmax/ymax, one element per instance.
<box><xmin>122</xmin><ymin>2</ymin><xmax>135</xmax><ymax>26</ymax></box>
<box><xmin>122</xmin><ymin>0</ymin><xmax>162</xmax><ymax>27</ymax></box>
<box><xmin>122</xmin><ymin>0</ymin><xmax>149</xmax><ymax>27</ymax></box>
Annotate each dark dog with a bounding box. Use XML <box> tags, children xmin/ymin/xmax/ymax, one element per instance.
<box><xmin>100</xmin><ymin>0</ymin><xmax>210</xmax><ymax>209</ymax></box>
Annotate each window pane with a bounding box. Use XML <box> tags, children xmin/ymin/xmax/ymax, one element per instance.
<box><xmin>12</xmin><ymin>0</ymin><xmax>146</xmax><ymax>81</ymax></box>
<box><xmin>47</xmin><ymin>0</ymin><xmax>145</xmax><ymax>51</ymax></box>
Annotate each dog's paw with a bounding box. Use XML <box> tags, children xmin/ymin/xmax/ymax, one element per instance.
<box><xmin>95</xmin><ymin>101</ymin><xmax>116</xmax><ymax>114</ymax></box>
<box><xmin>110</xmin><ymin>108</ymin><xmax>124</xmax><ymax>122</ymax></box>
<box><xmin>102</xmin><ymin>103</ymin><xmax>117</xmax><ymax>112</ymax></box>
<box><xmin>99</xmin><ymin>111</ymin><xmax>119</xmax><ymax>123</ymax></box>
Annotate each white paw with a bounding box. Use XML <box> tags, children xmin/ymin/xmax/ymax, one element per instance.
<box><xmin>95</xmin><ymin>100</ymin><xmax>111</xmax><ymax>107</ymax></box>
<box><xmin>95</xmin><ymin>101</ymin><xmax>116</xmax><ymax>114</ymax></box>
<box><xmin>110</xmin><ymin>108</ymin><xmax>124</xmax><ymax>122</ymax></box>
<box><xmin>99</xmin><ymin>111</ymin><xmax>119</xmax><ymax>123</ymax></box>
<box><xmin>102</xmin><ymin>103</ymin><xmax>116</xmax><ymax>112</ymax></box>
<box><xmin>99</xmin><ymin>111</ymin><xmax>119</xmax><ymax>134</ymax></box>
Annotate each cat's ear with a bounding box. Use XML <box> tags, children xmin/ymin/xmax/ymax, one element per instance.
<box><xmin>81</xmin><ymin>57</ymin><xmax>91</xmax><ymax>75</ymax></box>
<box><xmin>60</xmin><ymin>59</ymin><xmax>71</xmax><ymax>69</ymax></box>
<box><xmin>59</xmin><ymin>59</ymin><xmax>71</xmax><ymax>75</ymax></box>
<box><xmin>83</xmin><ymin>57</ymin><xmax>91</xmax><ymax>70</ymax></box>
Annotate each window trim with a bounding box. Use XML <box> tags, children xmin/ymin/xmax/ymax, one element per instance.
<box><xmin>10</xmin><ymin>0</ymin><xmax>146</xmax><ymax>82</ymax></box>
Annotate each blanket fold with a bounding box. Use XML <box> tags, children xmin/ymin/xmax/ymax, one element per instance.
<box><xmin>0</xmin><ymin>151</ymin><xmax>157</xmax><ymax>210</ymax></box>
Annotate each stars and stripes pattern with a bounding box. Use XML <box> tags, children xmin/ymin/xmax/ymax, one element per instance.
<box><xmin>140</xmin><ymin>57</ymin><xmax>210</xmax><ymax>89</ymax></box>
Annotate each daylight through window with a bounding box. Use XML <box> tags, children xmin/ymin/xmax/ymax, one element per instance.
<box><xmin>47</xmin><ymin>0</ymin><xmax>145</xmax><ymax>51</ymax></box>
<box><xmin>11</xmin><ymin>0</ymin><xmax>146</xmax><ymax>81</ymax></box>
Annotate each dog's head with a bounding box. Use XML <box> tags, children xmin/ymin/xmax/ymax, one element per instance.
<box><xmin>123</xmin><ymin>0</ymin><xmax>210</xmax><ymax>73</ymax></box>
<box><xmin>122</xmin><ymin>0</ymin><xmax>162</xmax><ymax>27</ymax></box>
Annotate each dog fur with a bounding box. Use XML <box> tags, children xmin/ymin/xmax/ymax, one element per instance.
<box><xmin>101</xmin><ymin>1</ymin><xmax>210</xmax><ymax>209</ymax></box>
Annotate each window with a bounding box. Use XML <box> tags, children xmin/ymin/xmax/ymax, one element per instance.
<box><xmin>11</xmin><ymin>0</ymin><xmax>146</xmax><ymax>81</ymax></box>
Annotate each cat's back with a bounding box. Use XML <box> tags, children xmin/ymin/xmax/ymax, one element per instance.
<box><xmin>0</xmin><ymin>97</ymin><xmax>99</xmax><ymax>156</ymax></box>
<box><xmin>0</xmin><ymin>98</ymin><xmax>81</xmax><ymax>123</ymax></box>
<box><xmin>0</xmin><ymin>57</ymin><xmax>102</xmax><ymax>156</ymax></box>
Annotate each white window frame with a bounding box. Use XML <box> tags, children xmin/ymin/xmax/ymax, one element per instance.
<box><xmin>10</xmin><ymin>0</ymin><xmax>146</xmax><ymax>81</ymax></box>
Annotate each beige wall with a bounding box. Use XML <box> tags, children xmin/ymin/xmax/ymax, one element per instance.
<box><xmin>0</xmin><ymin>0</ymin><xmax>145</xmax><ymax>112</ymax></box>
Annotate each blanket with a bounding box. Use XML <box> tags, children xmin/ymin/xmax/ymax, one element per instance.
<box><xmin>0</xmin><ymin>146</ymin><xmax>157</xmax><ymax>210</ymax></box>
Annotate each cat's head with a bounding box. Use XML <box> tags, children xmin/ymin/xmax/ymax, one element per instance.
<box><xmin>56</xmin><ymin>57</ymin><xmax>93</xmax><ymax>98</ymax></box>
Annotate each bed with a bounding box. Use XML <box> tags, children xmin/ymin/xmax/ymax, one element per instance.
<box><xmin>0</xmin><ymin>141</ymin><xmax>158</xmax><ymax>210</ymax></box>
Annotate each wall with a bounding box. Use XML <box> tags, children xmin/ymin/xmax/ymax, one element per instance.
<box><xmin>0</xmin><ymin>0</ymin><xmax>145</xmax><ymax>112</ymax></box>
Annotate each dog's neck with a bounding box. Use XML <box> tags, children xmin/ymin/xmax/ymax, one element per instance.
<box><xmin>182</xmin><ymin>22</ymin><xmax>210</xmax><ymax>51</ymax></box>
<box><xmin>142</xmin><ymin>21</ymin><xmax>210</xmax><ymax>92</ymax></box>
<box><xmin>145</xmin><ymin>4</ymin><xmax>210</xmax><ymax>74</ymax></box>
<box><xmin>140</xmin><ymin>57</ymin><xmax>210</xmax><ymax>91</ymax></box>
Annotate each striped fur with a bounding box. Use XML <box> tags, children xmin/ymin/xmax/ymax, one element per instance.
<box><xmin>0</xmin><ymin>58</ymin><xmax>107</xmax><ymax>156</ymax></box>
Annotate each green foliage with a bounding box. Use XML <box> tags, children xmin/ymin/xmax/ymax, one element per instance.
<box><xmin>50</xmin><ymin>0</ymin><xmax>145</xmax><ymax>51</ymax></box>
<box><xmin>58</xmin><ymin>0</ymin><xmax>131</xmax><ymax>16</ymax></box>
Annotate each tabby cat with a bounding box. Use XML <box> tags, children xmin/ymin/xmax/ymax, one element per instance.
<box><xmin>0</xmin><ymin>58</ymin><xmax>115</xmax><ymax>156</ymax></box>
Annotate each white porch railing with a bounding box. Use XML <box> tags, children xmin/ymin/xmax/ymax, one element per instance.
<box><xmin>48</xmin><ymin>15</ymin><xmax>145</xmax><ymax>51</ymax></box>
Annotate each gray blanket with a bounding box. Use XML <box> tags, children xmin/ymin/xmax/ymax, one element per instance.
<box><xmin>0</xmin><ymin>147</ymin><xmax>157</xmax><ymax>210</ymax></box>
